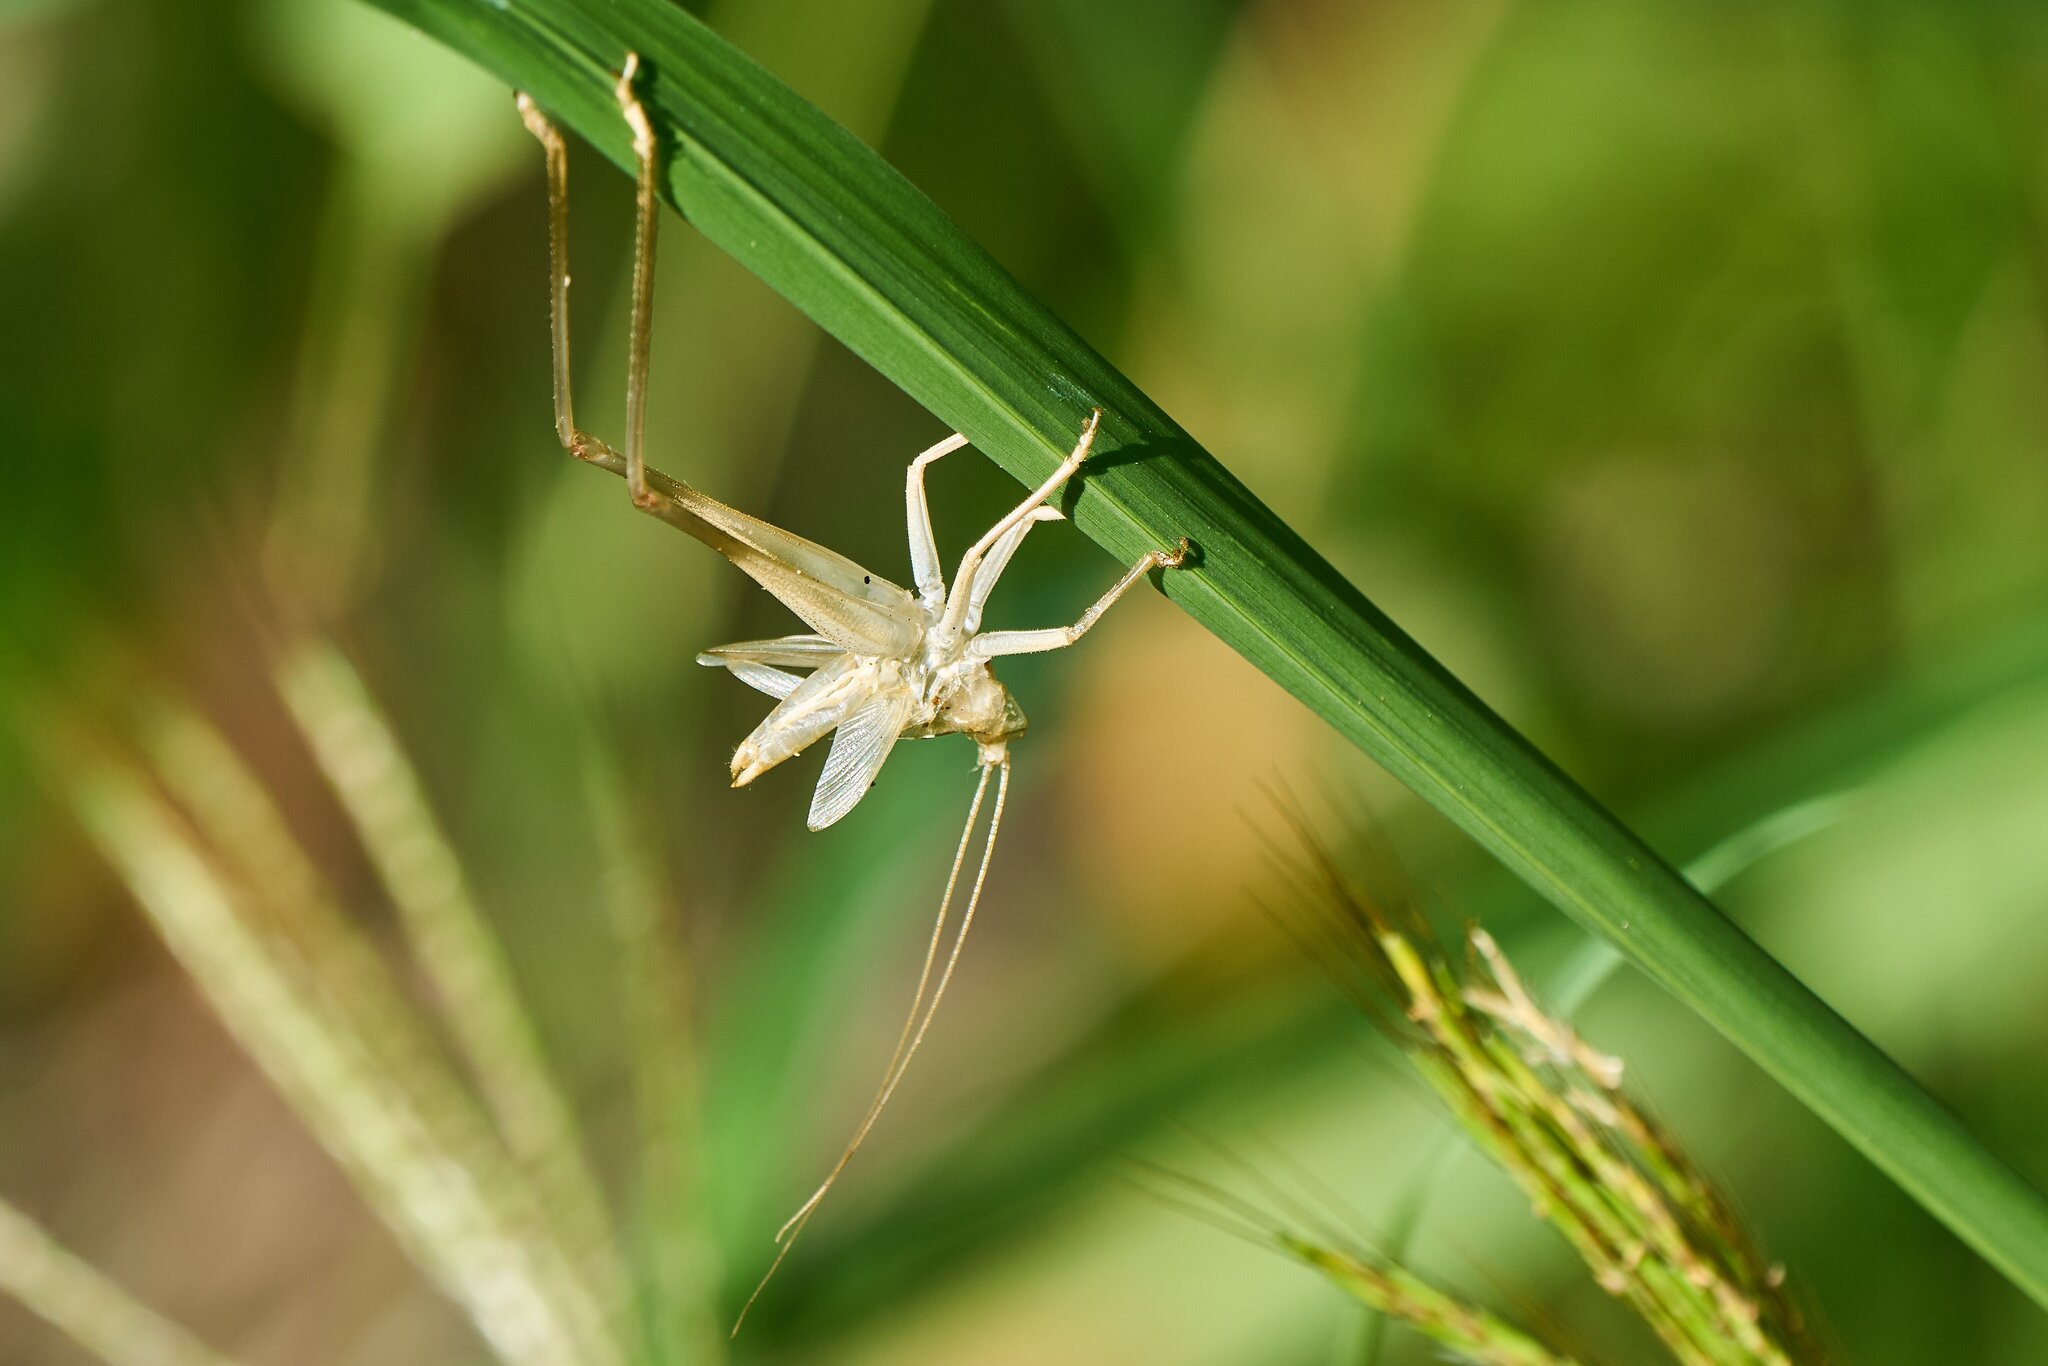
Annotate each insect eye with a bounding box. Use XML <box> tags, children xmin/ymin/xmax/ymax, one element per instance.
<box><xmin>863</xmin><ymin>575</ymin><xmax>871</xmax><ymax>584</ymax></box>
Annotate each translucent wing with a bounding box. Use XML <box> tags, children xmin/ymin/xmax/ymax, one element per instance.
<box><xmin>596</xmin><ymin>455</ymin><xmax>924</xmax><ymax>656</ymax></box>
<box><xmin>723</xmin><ymin>662</ymin><xmax>804</xmax><ymax>700</ymax></box>
<box><xmin>699</xmin><ymin>634</ymin><xmax>846</xmax><ymax>699</ymax></box>
<box><xmin>698</xmin><ymin>634</ymin><xmax>844</xmax><ymax>668</ymax></box>
<box><xmin>807</xmin><ymin>680</ymin><xmax>918</xmax><ymax>831</ymax></box>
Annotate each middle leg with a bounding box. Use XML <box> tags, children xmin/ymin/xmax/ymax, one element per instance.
<box><xmin>939</xmin><ymin>409</ymin><xmax>1103</xmax><ymax>635</ymax></box>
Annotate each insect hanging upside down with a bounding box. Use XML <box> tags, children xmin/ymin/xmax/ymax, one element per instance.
<box><xmin>517</xmin><ymin>53</ymin><xmax>1192</xmax><ymax>1326</ymax></box>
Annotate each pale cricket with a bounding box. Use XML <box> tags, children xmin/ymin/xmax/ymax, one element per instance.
<box><xmin>517</xmin><ymin>56</ymin><xmax>1191</xmax><ymax>1328</ymax></box>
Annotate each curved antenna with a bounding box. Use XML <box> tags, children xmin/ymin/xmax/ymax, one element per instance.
<box><xmin>732</xmin><ymin>755</ymin><xmax>1012</xmax><ymax>1334</ymax></box>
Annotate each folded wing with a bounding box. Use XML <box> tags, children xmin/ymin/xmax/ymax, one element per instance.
<box><xmin>700</xmin><ymin>634</ymin><xmax>847</xmax><ymax>700</ymax></box>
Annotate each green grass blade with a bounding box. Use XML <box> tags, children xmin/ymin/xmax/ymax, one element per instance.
<box><xmin>355</xmin><ymin>0</ymin><xmax>2048</xmax><ymax>1308</ymax></box>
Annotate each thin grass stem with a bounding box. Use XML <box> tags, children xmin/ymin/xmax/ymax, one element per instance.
<box><xmin>40</xmin><ymin>724</ymin><xmax>611</xmax><ymax>1366</ymax></box>
<box><xmin>273</xmin><ymin>638</ymin><xmax>623</xmax><ymax>1313</ymax></box>
<box><xmin>0</xmin><ymin>1196</ymin><xmax>248</xmax><ymax>1366</ymax></box>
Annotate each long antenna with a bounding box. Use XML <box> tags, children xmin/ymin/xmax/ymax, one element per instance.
<box><xmin>775</xmin><ymin>760</ymin><xmax>994</xmax><ymax>1240</ymax></box>
<box><xmin>732</xmin><ymin>755</ymin><xmax>1012</xmax><ymax>1334</ymax></box>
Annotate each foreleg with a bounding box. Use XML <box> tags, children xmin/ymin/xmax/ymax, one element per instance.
<box><xmin>967</xmin><ymin>538</ymin><xmax>1190</xmax><ymax>660</ymax></box>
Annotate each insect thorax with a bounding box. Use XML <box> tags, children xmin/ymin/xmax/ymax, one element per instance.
<box><xmin>916</xmin><ymin>659</ymin><xmax>1025</xmax><ymax>751</ymax></box>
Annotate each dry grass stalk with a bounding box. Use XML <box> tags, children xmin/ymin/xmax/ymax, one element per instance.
<box><xmin>28</xmin><ymin>709</ymin><xmax>624</xmax><ymax>1366</ymax></box>
<box><xmin>137</xmin><ymin>698</ymin><xmax>628</xmax><ymax>1359</ymax></box>
<box><xmin>0</xmin><ymin>1195</ymin><xmax>248</xmax><ymax>1366</ymax></box>
<box><xmin>273</xmin><ymin>638</ymin><xmax>622</xmax><ymax>1302</ymax></box>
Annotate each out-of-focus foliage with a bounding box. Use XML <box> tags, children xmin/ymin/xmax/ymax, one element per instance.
<box><xmin>2</xmin><ymin>1</ymin><xmax>2047</xmax><ymax>1364</ymax></box>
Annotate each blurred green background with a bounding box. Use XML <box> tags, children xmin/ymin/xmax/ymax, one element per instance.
<box><xmin>5</xmin><ymin>0</ymin><xmax>2048</xmax><ymax>1360</ymax></box>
